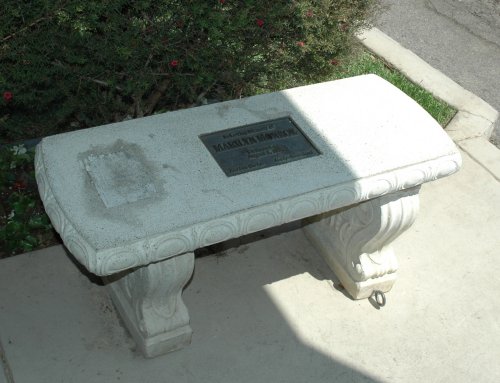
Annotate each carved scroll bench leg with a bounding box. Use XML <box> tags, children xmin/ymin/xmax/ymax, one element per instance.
<box><xmin>303</xmin><ymin>187</ymin><xmax>420</xmax><ymax>299</ymax></box>
<box><xmin>105</xmin><ymin>252</ymin><xmax>194</xmax><ymax>358</ymax></box>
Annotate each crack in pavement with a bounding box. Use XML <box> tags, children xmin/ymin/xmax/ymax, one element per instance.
<box><xmin>0</xmin><ymin>337</ymin><xmax>14</xmax><ymax>383</ymax></box>
<box><xmin>424</xmin><ymin>0</ymin><xmax>500</xmax><ymax>49</ymax></box>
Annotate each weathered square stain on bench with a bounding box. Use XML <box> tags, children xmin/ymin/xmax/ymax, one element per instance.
<box><xmin>78</xmin><ymin>140</ymin><xmax>165</xmax><ymax>210</ymax></box>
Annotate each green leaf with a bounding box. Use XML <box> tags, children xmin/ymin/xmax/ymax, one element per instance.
<box><xmin>24</xmin><ymin>235</ymin><xmax>38</xmax><ymax>245</ymax></box>
<box><xmin>12</xmin><ymin>199</ymin><xmax>29</xmax><ymax>215</ymax></box>
<box><xmin>19</xmin><ymin>240</ymin><xmax>35</xmax><ymax>252</ymax></box>
<box><xmin>28</xmin><ymin>215</ymin><xmax>44</xmax><ymax>228</ymax></box>
<box><xmin>5</xmin><ymin>221</ymin><xmax>23</xmax><ymax>235</ymax></box>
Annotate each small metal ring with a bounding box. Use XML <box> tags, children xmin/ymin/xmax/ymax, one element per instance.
<box><xmin>372</xmin><ymin>290</ymin><xmax>386</xmax><ymax>307</ymax></box>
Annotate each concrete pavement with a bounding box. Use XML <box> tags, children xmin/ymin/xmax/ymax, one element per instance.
<box><xmin>0</xmin><ymin>147</ymin><xmax>499</xmax><ymax>383</ymax></box>
<box><xmin>376</xmin><ymin>0</ymin><xmax>500</xmax><ymax>146</ymax></box>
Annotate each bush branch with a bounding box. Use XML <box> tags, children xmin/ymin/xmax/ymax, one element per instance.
<box><xmin>51</xmin><ymin>61</ymin><xmax>123</xmax><ymax>92</ymax></box>
<box><xmin>143</xmin><ymin>79</ymin><xmax>170</xmax><ymax>115</ymax></box>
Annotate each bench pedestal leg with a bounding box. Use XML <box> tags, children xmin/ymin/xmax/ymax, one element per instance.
<box><xmin>106</xmin><ymin>252</ymin><xmax>194</xmax><ymax>358</ymax></box>
<box><xmin>303</xmin><ymin>187</ymin><xmax>420</xmax><ymax>299</ymax></box>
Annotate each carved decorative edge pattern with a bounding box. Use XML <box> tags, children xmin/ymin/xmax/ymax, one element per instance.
<box><xmin>35</xmin><ymin>147</ymin><xmax>97</xmax><ymax>272</ymax></box>
<box><xmin>35</xmin><ymin>142</ymin><xmax>462</xmax><ymax>276</ymax></box>
<box><xmin>115</xmin><ymin>252</ymin><xmax>194</xmax><ymax>338</ymax></box>
<box><xmin>105</xmin><ymin>252</ymin><xmax>194</xmax><ymax>357</ymax></box>
<box><xmin>306</xmin><ymin>187</ymin><xmax>419</xmax><ymax>283</ymax></box>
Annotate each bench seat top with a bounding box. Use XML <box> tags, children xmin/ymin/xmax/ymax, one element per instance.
<box><xmin>35</xmin><ymin>74</ymin><xmax>461</xmax><ymax>276</ymax></box>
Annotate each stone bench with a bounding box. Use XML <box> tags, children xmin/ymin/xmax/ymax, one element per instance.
<box><xmin>35</xmin><ymin>74</ymin><xmax>461</xmax><ymax>358</ymax></box>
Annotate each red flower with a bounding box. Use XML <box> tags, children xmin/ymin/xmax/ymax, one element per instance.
<box><xmin>13</xmin><ymin>181</ymin><xmax>27</xmax><ymax>191</ymax></box>
<box><xmin>220</xmin><ymin>0</ymin><xmax>225</xmax><ymax>3</ymax></box>
<box><xmin>3</xmin><ymin>91</ymin><xmax>13</xmax><ymax>102</ymax></box>
<box><xmin>330</xmin><ymin>59</ymin><xmax>339</xmax><ymax>65</ymax></box>
<box><xmin>256</xmin><ymin>19</ymin><xmax>264</xmax><ymax>28</ymax></box>
<box><xmin>169</xmin><ymin>59</ymin><xmax>179</xmax><ymax>68</ymax></box>
<box><xmin>296</xmin><ymin>41</ymin><xmax>305</xmax><ymax>47</ymax></box>
<box><xmin>306</xmin><ymin>10</ymin><xmax>314</xmax><ymax>17</ymax></box>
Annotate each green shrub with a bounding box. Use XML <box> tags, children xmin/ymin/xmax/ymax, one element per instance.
<box><xmin>0</xmin><ymin>144</ymin><xmax>54</xmax><ymax>256</ymax></box>
<box><xmin>0</xmin><ymin>0</ymin><xmax>380</xmax><ymax>143</ymax></box>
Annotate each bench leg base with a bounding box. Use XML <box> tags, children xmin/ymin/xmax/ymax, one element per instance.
<box><xmin>106</xmin><ymin>252</ymin><xmax>194</xmax><ymax>358</ymax></box>
<box><xmin>303</xmin><ymin>187</ymin><xmax>420</xmax><ymax>300</ymax></box>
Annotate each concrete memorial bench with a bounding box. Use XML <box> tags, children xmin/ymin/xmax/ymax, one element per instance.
<box><xmin>35</xmin><ymin>74</ymin><xmax>461</xmax><ymax>358</ymax></box>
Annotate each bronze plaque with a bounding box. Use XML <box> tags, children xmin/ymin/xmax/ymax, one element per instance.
<box><xmin>200</xmin><ymin>117</ymin><xmax>320</xmax><ymax>176</ymax></box>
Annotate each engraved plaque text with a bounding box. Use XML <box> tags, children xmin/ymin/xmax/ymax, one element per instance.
<box><xmin>200</xmin><ymin>117</ymin><xmax>320</xmax><ymax>176</ymax></box>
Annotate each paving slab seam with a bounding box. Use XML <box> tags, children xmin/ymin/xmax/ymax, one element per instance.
<box><xmin>0</xmin><ymin>337</ymin><xmax>14</xmax><ymax>383</ymax></box>
<box><xmin>358</xmin><ymin>27</ymin><xmax>500</xmax><ymax>181</ymax></box>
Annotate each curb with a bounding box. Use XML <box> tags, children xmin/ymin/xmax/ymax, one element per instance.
<box><xmin>357</xmin><ymin>27</ymin><xmax>500</xmax><ymax>181</ymax></box>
